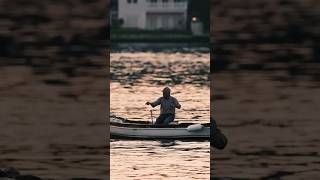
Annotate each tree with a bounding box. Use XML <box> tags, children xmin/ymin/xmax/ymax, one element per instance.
<box><xmin>187</xmin><ymin>0</ymin><xmax>210</xmax><ymax>33</ymax></box>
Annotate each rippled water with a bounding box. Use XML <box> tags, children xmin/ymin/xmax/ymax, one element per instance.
<box><xmin>212</xmin><ymin>72</ymin><xmax>320</xmax><ymax>179</ymax></box>
<box><xmin>0</xmin><ymin>66</ymin><xmax>107</xmax><ymax>179</ymax></box>
<box><xmin>110</xmin><ymin>52</ymin><xmax>210</xmax><ymax>122</ymax></box>
<box><xmin>111</xmin><ymin>140</ymin><xmax>210</xmax><ymax>180</ymax></box>
<box><xmin>110</xmin><ymin>49</ymin><xmax>210</xmax><ymax>179</ymax></box>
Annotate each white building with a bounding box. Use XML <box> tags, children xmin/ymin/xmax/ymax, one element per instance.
<box><xmin>118</xmin><ymin>0</ymin><xmax>188</xmax><ymax>30</ymax></box>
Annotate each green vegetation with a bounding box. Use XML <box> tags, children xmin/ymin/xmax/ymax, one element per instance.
<box><xmin>111</xmin><ymin>27</ymin><xmax>191</xmax><ymax>35</ymax></box>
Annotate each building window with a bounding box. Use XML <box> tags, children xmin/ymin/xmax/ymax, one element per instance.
<box><xmin>174</xmin><ymin>0</ymin><xmax>185</xmax><ymax>7</ymax></box>
<box><xmin>147</xmin><ymin>0</ymin><xmax>158</xmax><ymax>7</ymax></box>
<box><xmin>148</xmin><ymin>0</ymin><xmax>157</xmax><ymax>7</ymax></box>
<box><xmin>128</xmin><ymin>0</ymin><xmax>138</xmax><ymax>4</ymax></box>
<box><xmin>162</xmin><ymin>0</ymin><xmax>169</xmax><ymax>7</ymax></box>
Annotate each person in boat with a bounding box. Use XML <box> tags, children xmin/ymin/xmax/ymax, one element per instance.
<box><xmin>146</xmin><ymin>87</ymin><xmax>181</xmax><ymax>125</ymax></box>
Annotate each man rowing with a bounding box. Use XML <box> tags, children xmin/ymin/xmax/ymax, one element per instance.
<box><xmin>146</xmin><ymin>87</ymin><xmax>181</xmax><ymax>125</ymax></box>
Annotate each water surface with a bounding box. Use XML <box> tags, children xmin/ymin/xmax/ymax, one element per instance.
<box><xmin>110</xmin><ymin>49</ymin><xmax>210</xmax><ymax>179</ymax></box>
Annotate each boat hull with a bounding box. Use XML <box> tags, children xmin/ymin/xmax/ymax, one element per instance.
<box><xmin>111</xmin><ymin>124</ymin><xmax>210</xmax><ymax>140</ymax></box>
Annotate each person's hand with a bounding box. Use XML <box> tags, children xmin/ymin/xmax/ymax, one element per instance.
<box><xmin>146</xmin><ymin>102</ymin><xmax>150</xmax><ymax>105</ymax></box>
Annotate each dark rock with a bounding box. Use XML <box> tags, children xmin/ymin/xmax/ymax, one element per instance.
<box><xmin>3</xmin><ymin>167</ymin><xmax>20</xmax><ymax>178</ymax></box>
<box><xmin>211</xmin><ymin>128</ymin><xmax>228</xmax><ymax>150</ymax></box>
<box><xmin>16</xmin><ymin>175</ymin><xmax>43</xmax><ymax>180</ymax></box>
<box><xmin>0</xmin><ymin>35</ymin><xmax>15</xmax><ymax>56</ymax></box>
<box><xmin>1</xmin><ymin>168</ymin><xmax>43</xmax><ymax>180</ymax></box>
<box><xmin>0</xmin><ymin>169</ymin><xmax>7</xmax><ymax>177</ymax></box>
<box><xmin>211</xmin><ymin>117</ymin><xmax>228</xmax><ymax>150</ymax></box>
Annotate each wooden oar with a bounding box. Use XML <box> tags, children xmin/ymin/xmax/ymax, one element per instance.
<box><xmin>150</xmin><ymin>109</ymin><xmax>154</xmax><ymax>124</ymax></box>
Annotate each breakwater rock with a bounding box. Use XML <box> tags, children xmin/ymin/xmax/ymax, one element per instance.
<box><xmin>0</xmin><ymin>167</ymin><xmax>42</xmax><ymax>180</ymax></box>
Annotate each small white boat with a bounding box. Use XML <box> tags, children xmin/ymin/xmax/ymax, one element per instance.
<box><xmin>110</xmin><ymin>116</ymin><xmax>211</xmax><ymax>140</ymax></box>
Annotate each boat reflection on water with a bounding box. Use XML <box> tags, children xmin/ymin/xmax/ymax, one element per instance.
<box><xmin>159</xmin><ymin>139</ymin><xmax>176</xmax><ymax>147</ymax></box>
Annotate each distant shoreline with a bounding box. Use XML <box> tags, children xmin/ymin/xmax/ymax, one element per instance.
<box><xmin>110</xmin><ymin>35</ymin><xmax>209</xmax><ymax>43</ymax></box>
<box><xmin>110</xmin><ymin>29</ymin><xmax>209</xmax><ymax>43</ymax></box>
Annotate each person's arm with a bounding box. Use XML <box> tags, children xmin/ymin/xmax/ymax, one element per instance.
<box><xmin>174</xmin><ymin>98</ymin><xmax>181</xmax><ymax>109</ymax></box>
<box><xmin>146</xmin><ymin>97</ymin><xmax>161</xmax><ymax>108</ymax></box>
